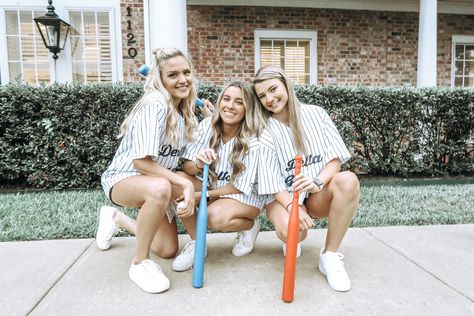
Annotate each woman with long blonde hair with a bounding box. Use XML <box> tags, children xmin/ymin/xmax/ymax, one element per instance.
<box><xmin>253</xmin><ymin>65</ymin><xmax>360</xmax><ymax>292</ymax></box>
<box><xmin>96</xmin><ymin>48</ymin><xmax>200</xmax><ymax>294</ymax></box>
<box><xmin>171</xmin><ymin>81</ymin><xmax>267</xmax><ymax>272</ymax></box>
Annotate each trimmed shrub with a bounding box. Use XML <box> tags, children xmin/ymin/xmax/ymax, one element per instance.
<box><xmin>0</xmin><ymin>82</ymin><xmax>472</xmax><ymax>189</ymax></box>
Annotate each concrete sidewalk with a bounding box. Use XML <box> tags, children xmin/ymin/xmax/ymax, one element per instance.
<box><xmin>2</xmin><ymin>225</ymin><xmax>473</xmax><ymax>315</ymax></box>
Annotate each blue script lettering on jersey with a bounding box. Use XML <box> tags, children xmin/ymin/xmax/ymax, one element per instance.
<box><xmin>284</xmin><ymin>174</ymin><xmax>295</xmax><ymax>187</ymax></box>
<box><xmin>285</xmin><ymin>154</ymin><xmax>323</xmax><ymax>172</ymax></box>
<box><xmin>217</xmin><ymin>171</ymin><xmax>231</xmax><ymax>182</ymax></box>
<box><xmin>158</xmin><ymin>145</ymin><xmax>184</xmax><ymax>157</ymax></box>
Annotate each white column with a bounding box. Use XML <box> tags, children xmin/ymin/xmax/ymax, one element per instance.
<box><xmin>144</xmin><ymin>0</ymin><xmax>188</xmax><ymax>65</ymax></box>
<box><xmin>417</xmin><ymin>0</ymin><xmax>437</xmax><ymax>87</ymax></box>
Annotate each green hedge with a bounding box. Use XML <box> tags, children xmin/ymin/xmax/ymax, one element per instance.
<box><xmin>1</xmin><ymin>82</ymin><xmax>472</xmax><ymax>189</ymax></box>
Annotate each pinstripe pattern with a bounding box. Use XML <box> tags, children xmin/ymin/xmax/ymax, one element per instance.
<box><xmin>183</xmin><ymin>118</ymin><xmax>267</xmax><ymax>209</ymax></box>
<box><xmin>101</xmin><ymin>92</ymin><xmax>189</xmax><ymax>220</ymax></box>
<box><xmin>258</xmin><ymin>104</ymin><xmax>351</xmax><ymax>204</ymax></box>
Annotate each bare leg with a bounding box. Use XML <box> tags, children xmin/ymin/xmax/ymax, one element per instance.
<box><xmin>305</xmin><ymin>171</ymin><xmax>360</xmax><ymax>252</ymax></box>
<box><xmin>207</xmin><ymin>198</ymin><xmax>259</xmax><ymax>232</ymax></box>
<box><xmin>265</xmin><ymin>201</ymin><xmax>308</xmax><ymax>243</ymax></box>
<box><xmin>112</xmin><ymin>175</ymin><xmax>172</xmax><ymax>264</ymax></box>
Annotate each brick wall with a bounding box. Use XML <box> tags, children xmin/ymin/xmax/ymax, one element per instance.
<box><xmin>186</xmin><ymin>5</ymin><xmax>473</xmax><ymax>87</ymax></box>
<box><xmin>118</xmin><ymin>4</ymin><xmax>474</xmax><ymax>86</ymax></box>
<box><xmin>120</xmin><ymin>0</ymin><xmax>145</xmax><ymax>82</ymax></box>
<box><xmin>438</xmin><ymin>14</ymin><xmax>474</xmax><ymax>87</ymax></box>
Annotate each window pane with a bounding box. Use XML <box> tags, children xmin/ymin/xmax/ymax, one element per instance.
<box><xmin>37</xmin><ymin>62</ymin><xmax>51</xmax><ymax>83</ymax></box>
<box><xmin>454</xmin><ymin>76</ymin><xmax>463</xmax><ymax>87</ymax></box>
<box><xmin>19</xmin><ymin>11</ymin><xmax>34</xmax><ymax>35</ymax></box>
<box><xmin>83</xmin><ymin>12</ymin><xmax>97</xmax><ymax>35</ymax></box>
<box><xmin>455</xmin><ymin>45</ymin><xmax>465</xmax><ymax>59</ymax></box>
<box><xmin>72</xmin><ymin>62</ymin><xmax>85</xmax><ymax>81</ymax></box>
<box><xmin>455</xmin><ymin>61</ymin><xmax>464</xmax><ymax>76</ymax></box>
<box><xmin>7</xmin><ymin>37</ymin><xmax>21</xmax><ymax>61</ymax></box>
<box><xmin>5</xmin><ymin>11</ymin><xmax>19</xmax><ymax>35</ymax></box>
<box><xmin>8</xmin><ymin>62</ymin><xmax>21</xmax><ymax>81</ymax></box>
<box><xmin>23</xmin><ymin>63</ymin><xmax>37</xmax><ymax>84</ymax></box>
<box><xmin>465</xmin><ymin>61</ymin><xmax>474</xmax><ymax>77</ymax></box>
<box><xmin>465</xmin><ymin>77</ymin><xmax>473</xmax><ymax>87</ymax></box>
<box><xmin>466</xmin><ymin>46</ymin><xmax>474</xmax><ymax>60</ymax></box>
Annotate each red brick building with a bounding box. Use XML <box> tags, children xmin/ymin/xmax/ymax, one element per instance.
<box><xmin>1</xmin><ymin>0</ymin><xmax>473</xmax><ymax>87</ymax></box>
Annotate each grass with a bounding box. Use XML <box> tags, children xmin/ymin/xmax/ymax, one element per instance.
<box><xmin>1</xmin><ymin>183</ymin><xmax>473</xmax><ymax>242</ymax></box>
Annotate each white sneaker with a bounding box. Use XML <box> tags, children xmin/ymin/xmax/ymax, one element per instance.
<box><xmin>232</xmin><ymin>218</ymin><xmax>260</xmax><ymax>257</ymax></box>
<box><xmin>319</xmin><ymin>248</ymin><xmax>351</xmax><ymax>292</ymax></box>
<box><xmin>282</xmin><ymin>242</ymin><xmax>302</xmax><ymax>258</ymax></box>
<box><xmin>96</xmin><ymin>206</ymin><xmax>119</xmax><ymax>250</ymax></box>
<box><xmin>129</xmin><ymin>259</ymin><xmax>170</xmax><ymax>293</ymax></box>
<box><xmin>171</xmin><ymin>240</ymin><xmax>207</xmax><ymax>272</ymax></box>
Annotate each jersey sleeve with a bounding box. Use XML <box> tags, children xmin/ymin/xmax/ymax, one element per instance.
<box><xmin>129</xmin><ymin>98</ymin><xmax>167</xmax><ymax>160</ymax></box>
<box><xmin>257</xmin><ymin>131</ymin><xmax>288</xmax><ymax>195</ymax></box>
<box><xmin>182</xmin><ymin>117</ymin><xmax>211</xmax><ymax>161</ymax></box>
<box><xmin>320</xmin><ymin>108</ymin><xmax>351</xmax><ymax>165</ymax></box>
<box><xmin>233</xmin><ymin>137</ymin><xmax>259</xmax><ymax>196</ymax></box>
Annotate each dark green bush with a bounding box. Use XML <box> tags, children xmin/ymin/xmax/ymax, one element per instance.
<box><xmin>0</xmin><ymin>82</ymin><xmax>472</xmax><ymax>189</ymax></box>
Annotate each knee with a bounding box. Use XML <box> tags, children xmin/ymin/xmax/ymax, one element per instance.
<box><xmin>332</xmin><ymin>171</ymin><xmax>360</xmax><ymax>197</ymax></box>
<box><xmin>208</xmin><ymin>208</ymin><xmax>230</xmax><ymax>232</ymax></box>
<box><xmin>151</xmin><ymin>243</ymin><xmax>178</xmax><ymax>259</ymax></box>
<box><xmin>144</xmin><ymin>179</ymin><xmax>172</xmax><ymax>204</ymax></box>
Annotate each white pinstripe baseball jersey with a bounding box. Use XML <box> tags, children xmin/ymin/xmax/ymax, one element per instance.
<box><xmin>258</xmin><ymin>104</ymin><xmax>351</xmax><ymax>204</ymax></box>
<box><xmin>183</xmin><ymin>117</ymin><xmax>266</xmax><ymax>209</ymax></box>
<box><xmin>101</xmin><ymin>92</ymin><xmax>189</xmax><ymax>220</ymax></box>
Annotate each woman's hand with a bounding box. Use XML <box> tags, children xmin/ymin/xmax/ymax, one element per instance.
<box><xmin>286</xmin><ymin>202</ymin><xmax>314</xmax><ymax>231</ymax></box>
<box><xmin>176</xmin><ymin>180</ymin><xmax>195</xmax><ymax>218</ymax></box>
<box><xmin>200</xmin><ymin>99</ymin><xmax>214</xmax><ymax>117</ymax></box>
<box><xmin>195</xmin><ymin>148</ymin><xmax>217</xmax><ymax>169</ymax></box>
<box><xmin>298</xmin><ymin>207</ymin><xmax>314</xmax><ymax>230</ymax></box>
<box><xmin>292</xmin><ymin>173</ymin><xmax>321</xmax><ymax>194</ymax></box>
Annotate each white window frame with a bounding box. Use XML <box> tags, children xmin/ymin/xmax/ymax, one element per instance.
<box><xmin>451</xmin><ymin>35</ymin><xmax>474</xmax><ymax>88</ymax></box>
<box><xmin>0</xmin><ymin>0</ymin><xmax>122</xmax><ymax>84</ymax></box>
<box><xmin>254</xmin><ymin>29</ymin><xmax>317</xmax><ymax>85</ymax></box>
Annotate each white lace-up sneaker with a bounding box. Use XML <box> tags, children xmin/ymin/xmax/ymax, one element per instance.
<box><xmin>129</xmin><ymin>259</ymin><xmax>170</xmax><ymax>293</ymax></box>
<box><xmin>319</xmin><ymin>248</ymin><xmax>351</xmax><ymax>292</ymax></box>
<box><xmin>96</xmin><ymin>206</ymin><xmax>119</xmax><ymax>250</ymax></box>
<box><xmin>282</xmin><ymin>242</ymin><xmax>302</xmax><ymax>258</ymax></box>
<box><xmin>232</xmin><ymin>218</ymin><xmax>260</xmax><ymax>257</ymax></box>
<box><xmin>172</xmin><ymin>240</ymin><xmax>207</xmax><ymax>272</ymax></box>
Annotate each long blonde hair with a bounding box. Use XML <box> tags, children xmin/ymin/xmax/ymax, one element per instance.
<box><xmin>209</xmin><ymin>81</ymin><xmax>255</xmax><ymax>185</ymax></box>
<box><xmin>252</xmin><ymin>65</ymin><xmax>307</xmax><ymax>155</ymax></box>
<box><xmin>118</xmin><ymin>48</ymin><xmax>197</xmax><ymax>145</ymax></box>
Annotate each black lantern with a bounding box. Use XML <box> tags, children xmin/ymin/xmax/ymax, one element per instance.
<box><xmin>34</xmin><ymin>0</ymin><xmax>71</xmax><ymax>60</ymax></box>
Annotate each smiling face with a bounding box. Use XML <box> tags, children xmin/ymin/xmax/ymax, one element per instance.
<box><xmin>254</xmin><ymin>78</ymin><xmax>289</xmax><ymax>117</ymax></box>
<box><xmin>218</xmin><ymin>86</ymin><xmax>246</xmax><ymax>127</ymax></box>
<box><xmin>160</xmin><ymin>55</ymin><xmax>193</xmax><ymax>105</ymax></box>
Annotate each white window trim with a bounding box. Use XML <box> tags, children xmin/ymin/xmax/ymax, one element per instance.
<box><xmin>451</xmin><ymin>35</ymin><xmax>474</xmax><ymax>88</ymax></box>
<box><xmin>0</xmin><ymin>0</ymin><xmax>122</xmax><ymax>84</ymax></box>
<box><xmin>254</xmin><ymin>29</ymin><xmax>317</xmax><ymax>85</ymax></box>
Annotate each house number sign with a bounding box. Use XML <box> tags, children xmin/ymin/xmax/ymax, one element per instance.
<box><xmin>126</xmin><ymin>6</ymin><xmax>137</xmax><ymax>58</ymax></box>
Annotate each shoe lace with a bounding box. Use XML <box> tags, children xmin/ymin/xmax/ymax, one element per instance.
<box><xmin>141</xmin><ymin>260</ymin><xmax>162</xmax><ymax>274</ymax></box>
<box><xmin>181</xmin><ymin>241</ymin><xmax>195</xmax><ymax>256</ymax></box>
<box><xmin>235</xmin><ymin>231</ymin><xmax>250</xmax><ymax>246</ymax></box>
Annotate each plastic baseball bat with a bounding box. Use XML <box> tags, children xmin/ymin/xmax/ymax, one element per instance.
<box><xmin>282</xmin><ymin>155</ymin><xmax>303</xmax><ymax>303</ymax></box>
<box><xmin>193</xmin><ymin>163</ymin><xmax>209</xmax><ymax>288</ymax></box>
<box><xmin>138</xmin><ymin>64</ymin><xmax>149</xmax><ymax>77</ymax></box>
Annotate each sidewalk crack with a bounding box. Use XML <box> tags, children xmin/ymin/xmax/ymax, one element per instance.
<box><xmin>26</xmin><ymin>239</ymin><xmax>95</xmax><ymax>315</ymax></box>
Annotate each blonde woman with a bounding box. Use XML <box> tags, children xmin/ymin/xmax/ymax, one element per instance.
<box><xmin>171</xmin><ymin>81</ymin><xmax>267</xmax><ymax>272</ymax></box>
<box><xmin>97</xmin><ymin>48</ymin><xmax>199</xmax><ymax>293</ymax></box>
<box><xmin>253</xmin><ymin>65</ymin><xmax>360</xmax><ymax>292</ymax></box>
